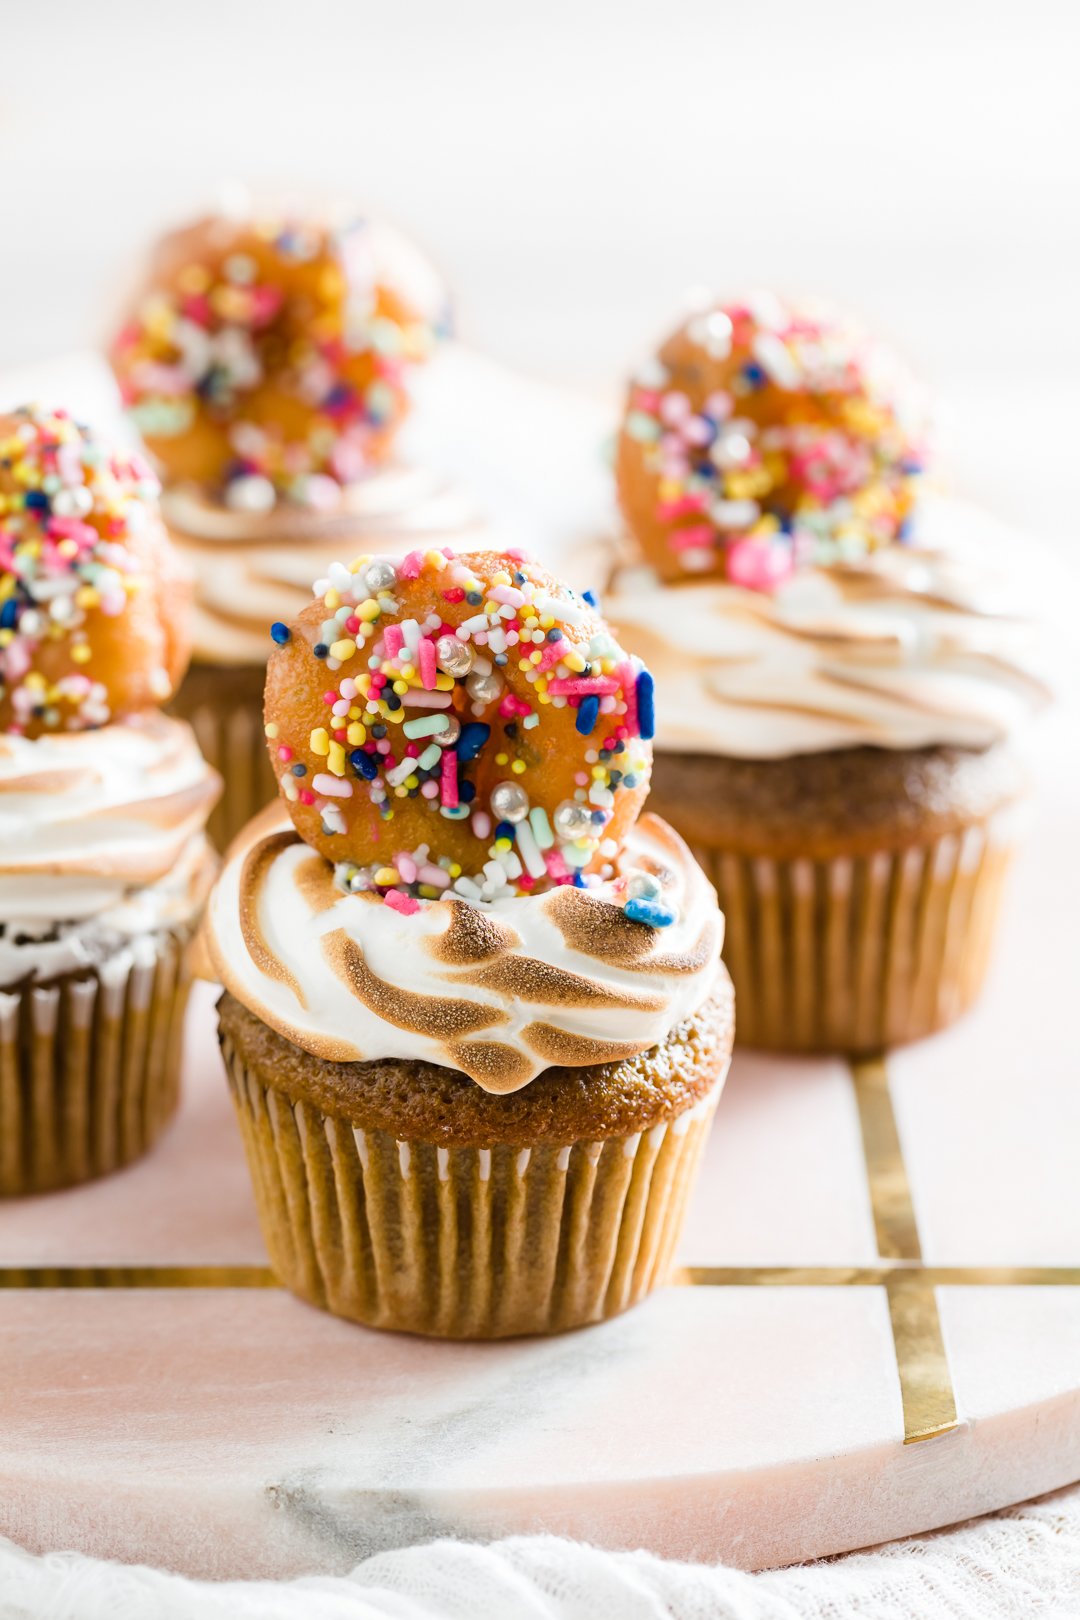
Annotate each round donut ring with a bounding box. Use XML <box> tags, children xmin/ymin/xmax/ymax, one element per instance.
<box><xmin>0</xmin><ymin>406</ymin><xmax>190</xmax><ymax>737</ymax></box>
<box><xmin>110</xmin><ymin>209</ymin><xmax>444</xmax><ymax>511</ymax></box>
<box><xmin>263</xmin><ymin>546</ymin><xmax>655</xmax><ymax>904</ymax></box>
<box><xmin>615</xmin><ymin>293</ymin><xmax>926</xmax><ymax>586</ymax></box>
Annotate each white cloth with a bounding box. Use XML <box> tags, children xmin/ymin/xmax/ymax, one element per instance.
<box><xmin>2</xmin><ymin>1485</ymin><xmax>1079</xmax><ymax>1620</ymax></box>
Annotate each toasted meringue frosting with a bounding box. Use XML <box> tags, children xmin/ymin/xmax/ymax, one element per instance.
<box><xmin>164</xmin><ymin>466</ymin><xmax>486</xmax><ymax>666</ymax></box>
<box><xmin>0</xmin><ymin>712</ymin><xmax>221</xmax><ymax>922</ymax></box>
<box><xmin>604</xmin><ymin>496</ymin><xmax>1050</xmax><ymax>758</ymax></box>
<box><xmin>204</xmin><ymin>805</ymin><xmax>723</xmax><ymax>1093</ymax></box>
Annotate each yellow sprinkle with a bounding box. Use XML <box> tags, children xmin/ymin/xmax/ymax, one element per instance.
<box><xmin>424</xmin><ymin>549</ymin><xmax>447</xmax><ymax>570</ymax></box>
<box><xmin>346</xmin><ymin>722</ymin><xmax>367</xmax><ymax>745</ymax></box>
<box><xmin>449</xmin><ymin>863</ymin><xmax>462</xmax><ymax>878</ymax></box>
<box><xmin>328</xmin><ymin>741</ymin><xmax>346</xmax><ymax>777</ymax></box>
<box><xmin>393</xmin><ymin>679</ymin><xmax>409</xmax><ymax>695</ymax></box>
<box><xmin>357</xmin><ymin>598</ymin><xmax>381</xmax><ymax>621</ymax></box>
<box><xmin>374</xmin><ymin>867</ymin><xmax>399</xmax><ymax>886</ymax></box>
<box><xmin>495</xmin><ymin>752</ymin><xmax>509</xmax><ymax>766</ymax></box>
<box><xmin>71</xmin><ymin>644</ymin><xmax>92</xmax><ymax>664</ymax></box>
<box><xmin>75</xmin><ymin>586</ymin><xmax>99</xmax><ymax>609</ymax></box>
<box><xmin>330</xmin><ymin>638</ymin><xmax>356</xmax><ymax>661</ymax></box>
<box><xmin>265</xmin><ymin>721</ymin><xmax>280</xmax><ymax>739</ymax></box>
<box><xmin>435</xmin><ymin>673</ymin><xmax>454</xmax><ymax>690</ymax></box>
<box><xmin>323</xmin><ymin>588</ymin><xmax>341</xmax><ymax>610</ymax></box>
<box><xmin>310</xmin><ymin>727</ymin><xmax>330</xmax><ymax>755</ymax></box>
<box><xmin>511</xmin><ymin>760</ymin><xmax>527</xmax><ymax>775</ymax></box>
<box><xmin>492</xmin><ymin>570</ymin><xmax>511</xmax><ymax>586</ymax></box>
<box><xmin>564</xmin><ymin>651</ymin><xmax>587</xmax><ymax>673</ymax></box>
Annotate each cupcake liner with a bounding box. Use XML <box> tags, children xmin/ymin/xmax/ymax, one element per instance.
<box><xmin>0</xmin><ymin>929</ymin><xmax>193</xmax><ymax>1197</ymax></box>
<box><xmin>221</xmin><ymin>1031</ymin><xmax>724</xmax><ymax>1339</ymax></box>
<box><xmin>170</xmin><ymin>661</ymin><xmax>276</xmax><ymax>852</ymax></box>
<box><xmin>698</xmin><ymin>815</ymin><xmax>1017</xmax><ymax>1053</ymax></box>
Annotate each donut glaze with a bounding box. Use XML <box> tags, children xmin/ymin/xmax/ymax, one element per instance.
<box><xmin>262</xmin><ymin>547</ymin><xmax>655</xmax><ymax>902</ymax></box>
<box><xmin>615</xmin><ymin>293</ymin><xmax>925</xmax><ymax>585</ymax></box>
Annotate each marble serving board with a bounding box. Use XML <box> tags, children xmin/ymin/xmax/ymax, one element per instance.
<box><xmin>0</xmin><ymin>349</ymin><xmax>1078</xmax><ymax>1579</ymax></box>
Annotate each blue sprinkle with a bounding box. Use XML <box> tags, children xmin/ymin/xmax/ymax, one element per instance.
<box><xmin>495</xmin><ymin>820</ymin><xmax>516</xmax><ymax>842</ymax></box>
<box><xmin>635</xmin><ymin>669</ymin><xmax>655</xmax><ymax>739</ymax></box>
<box><xmin>457</xmin><ymin>722</ymin><xmax>491</xmax><ymax>762</ymax></box>
<box><xmin>291</xmin><ymin>763</ymin><xmax>307</xmax><ymax>777</ymax></box>
<box><xmin>576</xmin><ymin>694</ymin><xmax>600</xmax><ymax>735</ymax></box>
<box><xmin>350</xmin><ymin>750</ymin><xmax>378</xmax><ymax>780</ymax></box>
<box><xmin>0</xmin><ymin>599</ymin><xmax>17</xmax><ymax>629</ymax></box>
<box><xmin>459</xmin><ymin>780</ymin><xmax>476</xmax><ymax>802</ymax></box>
<box><xmin>582</xmin><ymin>588</ymin><xmax>600</xmax><ymax>609</ymax></box>
<box><xmin>313</xmin><ymin>643</ymin><xmax>329</xmax><ymax>659</ymax></box>
<box><xmin>546</xmin><ymin>628</ymin><xmax>563</xmax><ymax>642</ymax></box>
<box><xmin>572</xmin><ymin>871</ymin><xmax>588</xmax><ymax>887</ymax></box>
<box><xmin>743</xmin><ymin>361</ymin><xmax>766</xmax><ymax>388</ymax></box>
<box><xmin>625</xmin><ymin>897</ymin><xmax>677</xmax><ymax>928</ymax></box>
<box><xmin>24</xmin><ymin>490</ymin><xmax>49</xmax><ymax>511</ymax></box>
<box><xmin>270</xmin><ymin>621</ymin><xmax>291</xmax><ymax>644</ymax></box>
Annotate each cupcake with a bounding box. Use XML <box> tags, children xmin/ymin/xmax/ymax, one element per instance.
<box><xmin>0</xmin><ymin>406</ymin><xmax>220</xmax><ymax>1195</ymax></box>
<box><xmin>109</xmin><ymin>202</ymin><xmax>480</xmax><ymax>849</ymax></box>
<box><xmin>203</xmin><ymin>545</ymin><xmax>733</xmax><ymax>1337</ymax></box>
<box><xmin>606</xmin><ymin>296</ymin><xmax>1048</xmax><ymax>1054</ymax></box>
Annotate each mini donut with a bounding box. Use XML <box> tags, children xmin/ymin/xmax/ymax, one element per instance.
<box><xmin>0</xmin><ymin>406</ymin><xmax>190</xmax><ymax>737</ymax></box>
<box><xmin>110</xmin><ymin>207</ymin><xmax>446</xmax><ymax>510</ymax></box>
<box><xmin>263</xmin><ymin>546</ymin><xmax>655</xmax><ymax>901</ymax></box>
<box><xmin>615</xmin><ymin>293</ymin><xmax>926</xmax><ymax>586</ymax></box>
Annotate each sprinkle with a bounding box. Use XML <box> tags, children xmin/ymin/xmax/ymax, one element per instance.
<box><xmin>546</xmin><ymin>676</ymin><xmax>620</xmax><ymax>697</ymax></box>
<box><xmin>529</xmin><ymin>807</ymin><xmax>554</xmax><ymax>849</ymax></box>
<box><xmin>625</xmin><ymin>897</ymin><xmax>677</xmax><ymax>928</ymax></box>
<box><xmin>270</xmin><ymin>622</ymin><xmax>290</xmax><ymax>644</ymax></box>
<box><xmin>374</xmin><ymin>867</ymin><xmax>400</xmax><ymax>886</ymax></box>
<box><xmin>310</xmin><ymin>727</ymin><xmax>330</xmax><ymax>755</ymax></box>
<box><xmin>313</xmin><ymin>773</ymin><xmax>353</xmax><ymax>797</ymax></box>
<box><xmin>575</xmin><ymin>695</ymin><xmax>600</xmax><ymax>735</ymax></box>
<box><xmin>418</xmin><ymin>637</ymin><xmax>438</xmax><ymax>689</ymax></box>
<box><xmin>384</xmin><ymin>889</ymin><xmax>420</xmax><ymax>915</ymax></box>
<box><xmin>383</xmin><ymin>624</ymin><xmax>404</xmax><ymax>658</ymax></box>
<box><xmin>403</xmin><ymin>712</ymin><xmax>450</xmax><ymax>740</ymax></box>
<box><xmin>635</xmin><ymin>670</ymin><xmax>655</xmax><ymax>740</ymax></box>
<box><xmin>456</xmin><ymin>721</ymin><xmax>490</xmax><ymax>762</ymax></box>
<box><xmin>441</xmin><ymin>749</ymin><xmax>459</xmax><ymax>808</ymax></box>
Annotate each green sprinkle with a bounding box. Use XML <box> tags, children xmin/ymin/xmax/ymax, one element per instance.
<box><xmin>403</xmin><ymin>713</ymin><xmax>450</xmax><ymax>740</ymax></box>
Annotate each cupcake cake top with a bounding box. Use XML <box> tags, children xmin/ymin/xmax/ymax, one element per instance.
<box><xmin>615</xmin><ymin>292</ymin><xmax>925</xmax><ymax>585</ymax></box>
<box><xmin>110</xmin><ymin>206</ymin><xmax>447</xmax><ymax>511</ymax></box>
<box><xmin>0</xmin><ymin>406</ymin><xmax>189</xmax><ymax>737</ymax></box>
<box><xmin>205</xmin><ymin>544</ymin><xmax>723</xmax><ymax>1091</ymax></box>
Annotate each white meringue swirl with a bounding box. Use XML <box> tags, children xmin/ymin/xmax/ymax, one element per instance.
<box><xmin>204</xmin><ymin>804</ymin><xmax>722</xmax><ymax>1093</ymax></box>
<box><xmin>604</xmin><ymin>496</ymin><xmax>1049</xmax><ymax>758</ymax></box>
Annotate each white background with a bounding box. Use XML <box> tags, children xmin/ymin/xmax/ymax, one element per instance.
<box><xmin>0</xmin><ymin>0</ymin><xmax>1077</xmax><ymax>536</ymax></box>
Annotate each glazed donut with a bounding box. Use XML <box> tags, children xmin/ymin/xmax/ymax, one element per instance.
<box><xmin>0</xmin><ymin>407</ymin><xmax>190</xmax><ymax>737</ymax></box>
<box><xmin>110</xmin><ymin>207</ymin><xmax>446</xmax><ymax>510</ymax></box>
<box><xmin>263</xmin><ymin>546</ymin><xmax>655</xmax><ymax>902</ymax></box>
<box><xmin>615</xmin><ymin>293</ymin><xmax>926</xmax><ymax>585</ymax></box>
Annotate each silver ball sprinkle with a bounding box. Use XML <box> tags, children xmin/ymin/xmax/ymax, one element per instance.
<box><xmin>466</xmin><ymin>670</ymin><xmax>503</xmax><ymax>706</ymax></box>
<box><xmin>553</xmin><ymin>799</ymin><xmax>593</xmax><ymax>842</ymax></box>
<box><xmin>490</xmin><ymin>781</ymin><xmax>529</xmax><ymax>824</ymax></box>
<box><xmin>436</xmin><ymin>634</ymin><xmax>474</xmax><ymax>678</ymax></box>
<box><xmin>626</xmin><ymin>870</ymin><xmax>663</xmax><ymax>903</ymax></box>
<box><xmin>364</xmin><ymin>560</ymin><xmax>398</xmax><ymax>593</ymax></box>
<box><xmin>439</xmin><ymin>714</ymin><xmax>462</xmax><ymax>746</ymax></box>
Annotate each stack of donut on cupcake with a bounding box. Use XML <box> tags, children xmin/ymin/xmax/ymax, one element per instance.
<box><xmin>203</xmin><ymin>545</ymin><xmax>734</xmax><ymax>1338</ymax></box>
<box><xmin>607</xmin><ymin>293</ymin><xmax>1048</xmax><ymax>1054</ymax></box>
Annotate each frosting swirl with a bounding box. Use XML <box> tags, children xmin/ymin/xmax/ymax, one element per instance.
<box><xmin>163</xmin><ymin>467</ymin><xmax>486</xmax><ymax>665</ymax></box>
<box><xmin>204</xmin><ymin>804</ymin><xmax>722</xmax><ymax>1093</ymax></box>
<box><xmin>604</xmin><ymin>497</ymin><xmax>1049</xmax><ymax>758</ymax></box>
<box><xmin>0</xmin><ymin>712</ymin><xmax>221</xmax><ymax>920</ymax></box>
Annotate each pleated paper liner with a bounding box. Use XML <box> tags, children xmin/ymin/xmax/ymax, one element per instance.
<box><xmin>698</xmin><ymin>816</ymin><xmax>1016</xmax><ymax>1053</ymax></box>
<box><xmin>0</xmin><ymin>928</ymin><xmax>194</xmax><ymax>1197</ymax></box>
<box><xmin>221</xmin><ymin>1032</ymin><xmax>725</xmax><ymax>1339</ymax></box>
<box><xmin>169</xmin><ymin>660</ymin><xmax>277</xmax><ymax>852</ymax></box>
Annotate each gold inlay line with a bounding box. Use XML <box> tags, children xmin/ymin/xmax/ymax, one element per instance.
<box><xmin>850</xmin><ymin>1054</ymin><xmax>922</xmax><ymax>1262</ymax></box>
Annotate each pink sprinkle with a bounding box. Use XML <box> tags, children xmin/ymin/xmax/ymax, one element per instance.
<box><xmin>658</xmin><ymin>494</ymin><xmax>709</xmax><ymax>521</ymax></box>
<box><xmin>545</xmin><ymin>850</ymin><xmax>570</xmax><ymax>880</ymax></box>
<box><xmin>277</xmin><ymin>745</ymin><xmax>293</xmax><ymax>762</ymax></box>
<box><xmin>506</xmin><ymin>546</ymin><xmax>528</xmax><ymax>561</ymax></box>
<box><xmin>312</xmin><ymin>774</ymin><xmax>353</xmax><ymax>798</ymax></box>
<box><xmin>417</xmin><ymin>863</ymin><xmax>451</xmax><ymax>889</ymax></box>
<box><xmin>471</xmin><ymin>810</ymin><xmax>491</xmax><ymax>840</ymax></box>
<box><xmin>383</xmin><ymin>624</ymin><xmax>404</xmax><ymax>658</ymax></box>
<box><xmin>536</xmin><ymin>638</ymin><xmax>569</xmax><ymax>672</ymax></box>
<box><xmin>299</xmin><ymin>790</ymin><xmax>315</xmax><ymax>806</ymax></box>
<box><xmin>616</xmin><ymin>663</ymin><xmax>638</xmax><ymax>734</ymax></box>
<box><xmin>490</xmin><ymin>584</ymin><xmax>526</xmax><ymax>608</ymax></box>
<box><xmin>498</xmin><ymin>693</ymin><xmax>531</xmax><ymax>719</ymax></box>
<box><xmin>384</xmin><ymin>889</ymin><xmax>420</xmax><ymax>916</ymax></box>
<box><xmin>726</xmin><ymin>538</ymin><xmax>795</xmax><ymax>592</ymax></box>
<box><xmin>396</xmin><ymin>853</ymin><xmax>418</xmax><ymax>883</ymax></box>
<box><xmin>420</xmin><ymin>780</ymin><xmax>440</xmax><ymax>799</ymax></box>
<box><xmin>399</xmin><ymin>550</ymin><xmax>423</xmax><ymax>580</ymax></box>
<box><xmin>418</xmin><ymin>637</ymin><xmax>438</xmax><ymax>689</ymax></box>
<box><xmin>399</xmin><ymin>687</ymin><xmax>452</xmax><ymax>708</ymax></box>
<box><xmin>440</xmin><ymin>750</ymin><xmax>459</xmax><ymax>808</ymax></box>
<box><xmin>323</xmin><ymin>691</ymin><xmax>336</xmax><ymax>705</ymax></box>
<box><xmin>345</xmin><ymin>615</ymin><xmax>360</xmax><ymax>634</ymax></box>
<box><xmin>546</xmin><ymin>676</ymin><xmax>620</xmax><ymax>697</ymax></box>
<box><xmin>441</xmin><ymin>587</ymin><xmax>465</xmax><ymax>603</ymax></box>
<box><xmin>340</xmin><ymin>678</ymin><xmax>358</xmax><ymax>699</ymax></box>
